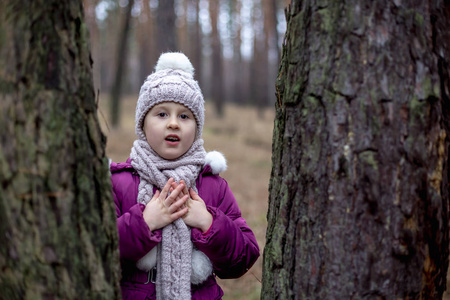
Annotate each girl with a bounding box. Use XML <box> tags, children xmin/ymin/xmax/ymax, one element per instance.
<box><xmin>110</xmin><ymin>52</ymin><xmax>260</xmax><ymax>299</ymax></box>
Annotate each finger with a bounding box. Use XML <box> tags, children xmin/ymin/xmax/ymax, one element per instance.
<box><xmin>170</xmin><ymin>206</ymin><xmax>189</xmax><ymax>221</ymax></box>
<box><xmin>150</xmin><ymin>190</ymin><xmax>160</xmax><ymax>202</ymax></box>
<box><xmin>172</xmin><ymin>182</ymin><xmax>186</xmax><ymax>198</ymax></box>
<box><xmin>189</xmin><ymin>188</ymin><xmax>201</xmax><ymax>201</ymax></box>
<box><xmin>176</xmin><ymin>180</ymin><xmax>187</xmax><ymax>198</ymax></box>
<box><xmin>171</xmin><ymin>181</ymin><xmax>178</xmax><ymax>190</ymax></box>
<box><xmin>165</xmin><ymin>182</ymin><xmax>185</xmax><ymax>207</ymax></box>
<box><xmin>180</xmin><ymin>180</ymin><xmax>189</xmax><ymax>197</ymax></box>
<box><xmin>160</xmin><ymin>178</ymin><xmax>174</xmax><ymax>199</ymax></box>
<box><xmin>175</xmin><ymin>181</ymin><xmax>187</xmax><ymax>208</ymax></box>
<box><xmin>168</xmin><ymin>194</ymin><xmax>189</xmax><ymax>213</ymax></box>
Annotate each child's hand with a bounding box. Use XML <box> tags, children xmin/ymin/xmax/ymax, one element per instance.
<box><xmin>170</xmin><ymin>180</ymin><xmax>213</xmax><ymax>232</ymax></box>
<box><xmin>143</xmin><ymin>178</ymin><xmax>189</xmax><ymax>232</ymax></box>
<box><xmin>182</xmin><ymin>186</ymin><xmax>213</xmax><ymax>233</ymax></box>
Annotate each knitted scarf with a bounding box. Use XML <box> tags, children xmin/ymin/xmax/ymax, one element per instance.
<box><xmin>130</xmin><ymin>138</ymin><xmax>206</xmax><ymax>300</ymax></box>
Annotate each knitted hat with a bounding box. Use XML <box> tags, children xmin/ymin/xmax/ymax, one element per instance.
<box><xmin>135</xmin><ymin>52</ymin><xmax>205</xmax><ymax>140</ymax></box>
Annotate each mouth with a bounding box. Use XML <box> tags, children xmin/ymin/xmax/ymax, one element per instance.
<box><xmin>165</xmin><ymin>135</ymin><xmax>180</xmax><ymax>142</ymax></box>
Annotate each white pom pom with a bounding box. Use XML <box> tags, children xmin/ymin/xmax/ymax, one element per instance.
<box><xmin>191</xmin><ymin>249</ymin><xmax>213</xmax><ymax>284</ymax></box>
<box><xmin>136</xmin><ymin>247</ymin><xmax>157</xmax><ymax>271</ymax></box>
<box><xmin>154</xmin><ymin>52</ymin><xmax>194</xmax><ymax>76</ymax></box>
<box><xmin>205</xmin><ymin>151</ymin><xmax>227</xmax><ymax>174</ymax></box>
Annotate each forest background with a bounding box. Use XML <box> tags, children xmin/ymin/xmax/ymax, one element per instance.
<box><xmin>1</xmin><ymin>0</ymin><xmax>449</xmax><ymax>299</ymax></box>
<box><xmin>83</xmin><ymin>0</ymin><xmax>289</xmax><ymax>122</ymax></box>
<box><xmin>83</xmin><ymin>0</ymin><xmax>288</xmax><ymax>298</ymax></box>
<box><xmin>83</xmin><ymin>1</ymin><xmax>450</xmax><ymax>299</ymax></box>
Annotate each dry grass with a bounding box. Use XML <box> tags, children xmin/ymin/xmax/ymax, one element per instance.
<box><xmin>98</xmin><ymin>95</ymin><xmax>273</xmax><ymax>299</ymax></box>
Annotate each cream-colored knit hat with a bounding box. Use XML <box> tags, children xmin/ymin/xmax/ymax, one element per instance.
<box><xmin>135</xmin><ymin>52</ymin><xmax>205</xmax><ymax>140</ymax></box>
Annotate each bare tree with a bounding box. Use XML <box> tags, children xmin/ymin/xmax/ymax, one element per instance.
<box><xmin>136</xmin><ymin>0</ymin><xmax>157</xmax><ymax>83</ymax></box>
<box><xmin>230</xmin><ymin>0</ymin><xmax>244</xmax><ymax>104</ymax></box>
<box><xmin>266</xmin><ymin>0</ymin><xmax>280</xmax><ymax>62</ymax></box>
<box><xmin>190</xmin><ymin>0</ymin><xmax>203</xmax><ymax>89</ymax></box>
<box><xmin>210</xmin><ymin>0</ymin><xmax>225</xmax><ymax>116</ymax></box>
<box><xmin>0</xmin><ymin>1</ymin><xmax>121</xmax><ymax>299</ymax></box>
<box><xmin>251</xmin><ymin>0</ymin><xmax>269</xmax><ymax>114</ymax></box>
<box><xmin>178</xmin><ymin>0</ymin><xmax>190</xmax><ymax>55</ymax></box>
<box><xmin>262</xmin><ymin>0</ymin><xmax>450</xmax><ymax>298</ymax></box>
<box><xmin>83</xmin><ymin>0</ymin><xmax>101</xmax><ymax>91</ymax></box>
<box><xmin>110</xmin><ymin>0</ymin><xmax>135</xmax><ymax>127</ymax></box>
<box><xmin>263</xmin><ymin>0</ymin><xmax>279</xmax><ymax>108</ymax></box>
<box><xmin>156</xmin><ymin>0</ymin><xmax>177</xmax><ymax>53</ymax></box>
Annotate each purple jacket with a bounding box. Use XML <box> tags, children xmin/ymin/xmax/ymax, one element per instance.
<box><xmin>111</xmin><ymin>159</ymin><xmax>260</xmax><ymax>299</ymax></box>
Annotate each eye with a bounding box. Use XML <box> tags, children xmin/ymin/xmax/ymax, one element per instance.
<box><xmin>179</xmin><ymin>114</ymin><xmax>189</xmax><ymax>120</ymax></box>
<box><xmin>157</xmin><ymin>112</ymin><xmax>167</xmax><ymax>117</ymax></box>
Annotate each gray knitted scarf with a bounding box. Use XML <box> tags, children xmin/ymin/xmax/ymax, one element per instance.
<box><xmin>130</xmin><ymin>138</ymin><xmax>206</xmax><ymax>300</ymax></box>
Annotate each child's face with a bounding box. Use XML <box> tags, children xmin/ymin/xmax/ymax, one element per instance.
<box><xmin>143</xmin><ymin>102</ymin><xmax>197</xmax><ymax>160</ymax></box>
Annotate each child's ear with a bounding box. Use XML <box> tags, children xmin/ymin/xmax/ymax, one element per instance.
<box><xmin>204</xmin><ymin>151</ymin><xmax>227</xmax><ymax>174</ymax></box>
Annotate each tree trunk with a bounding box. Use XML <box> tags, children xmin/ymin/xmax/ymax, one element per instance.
<box><xmin>231</xmin><ymin>0</ymin><xmax>243</xmax><ymax>104</ymax></box>
<box><xmin>83</xmin><ymin>0</ymin><xmax>101</xmax><ymax>92</ymax></box>
<box><xmin>99</xmin><ymin>7</ymin><xmax>120</xmax><ymax>93</ymax></box>
<box><xmin>156</xmin><ymin>0</ymin><xmax>177</xmax><ymax>53</ymax></box>
<box><xmin>210</xmin><ymin>0</ymin><xmax>225</xmax><ymax>117</ymax></box>
<box><xmin>191</xmin><ymin>0</ymin><xmax>203</xmax><ymax>90</ymax></box>
<box><xmin>251</xmin><ymin>0</ymin><xmax>269</xmax><ymax>114</ymax></box>
<box><xmin>177</xmin><ymin>0</ymin><xmax>189</xmax><ymax>55</ymax></box>
<box><xmin>137</xmin><ymin>0</ymin><xmax>156</xmax><ymax>83</ymax></box>
<box><xmin>110</xmin><ymin>0</ymin><xmax>134</xmax><ymax>127</ymax></box>
<box><xmin>264</xmin><ymin>0</ymin><xmax>279</xmax><ymax>108</ymax></box>
<box><xmin>268</xmin><ymin>0</ymin><xmax>280</xmax><ymax>62</ymax></box>
<box><xmin>262</xmin><ymin>1</ymin><xmax>450</xmax><ymax>299</ymax></box>
<box><xmin>251</xmin><ymin>34</ymin><xmax>268</xmax><ymax>112</ymax></box>
<box><xmin>0</xmin><ymin>1</ymin><xmax>121</xmax><ymax>299</ymax></box>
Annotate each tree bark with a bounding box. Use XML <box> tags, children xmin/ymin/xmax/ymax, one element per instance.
<box><xmin>0</xmin><ymin>1</ymin><xmax>121</xmax><ymax>299</ymax></box>
<box><xmin>83</xmin><ymin>0</ymin><xmax>101</xmax><ymax>91</ymax></box>
<box><xmin>268</xmin><ymin>0</ymin><xmax>280</xmax><ymax>62</ymax></box>
<box><xmin>191</xmin><ymin>0</ymin><xmax>203</xmax><ymax>90</ymax></box>
<box><xmin>137</xmin><ymin>0</ymin><xmax>156</xmax><ymax>84</ymax></box>
<box><xmin>177</xmin><ymin>0</ymin><xmax>189</xmax><ymax>55</ymax></box>
<box><xmin>251</xmin><ymin>0</ymin><xmax>269</xmax><ymax>114</ymax></box>
<box><xmin>156</xmin><ymin>0</ymin><xmax>177</xmax><ymax>53</ymax></box>
<box><xmin>110</xmin><ymin>0</ymin><xmax>134</xmax><ymax>127</ymax></box>
<box><xmin>230</xmin><ymin>0</ymin><xmax>243</xmax><ymax>104</ymax></box>
<box><xmin>210</xmin><ymin>0</ymin><xmax>225</xmax><ymax>117</ymax></box>
<box><xmin>262</xmin><ymin>1</ymin><xmax>450</xmax><ymax>299</ymax></box>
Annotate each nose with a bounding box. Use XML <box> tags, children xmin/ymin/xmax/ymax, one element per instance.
<box><xmin>167</xmin><ymin>115</ymin><xmax>179</xmax><ymax>129</ymax></box>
